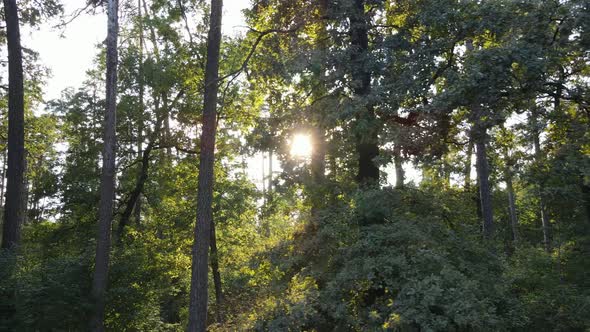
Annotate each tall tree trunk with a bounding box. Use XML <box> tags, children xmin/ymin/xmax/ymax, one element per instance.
<box><xmin>187</xmin><ymin>0</ymin><xmax>223</xmax><ymax>330</ymax></box>
<box><xmin>311</xmin><ymin>126</ymin><xmax>326</xmax><ymax>218</ymax></box>
<box><xmin>118</xmin><ymin>142</ymin><xmax>153</xmax><ymax>240</ymax></box>
<box><xmin>1</xmin><ymin>0</ymin><xmax>26</xmax><ymax>250</ymax></box>
<box><xmin>210</xmin><ymin>221</ymin><xmax>223</xmax><ymax>324</ymax></box>
<box><xmin>0</xmin><ymin>144</ymin><xmax>7</xmax><ymax>208</ymax></box>
<box><xmin>310</xmin><ymin>0</ymin><xmax>327</xmax><ymax>219</ymax></box>
<box><xmin>475</xmin><ymin>126</ymin><xmax>494</xmax><ymax>240</ymax></box>
<box><xmin>464</xmin><ymin>137</ymin><xmax>473</xmax><ymax>190</ymax></box>
<box><xmin>531</xmin><ymin>108</ymin><xmax>551</xmax><ymax>252</ymax></box>
<box><xmin>268</xmin><ymin>150</ymin><xmax>273</xmax><ymax>194</ymax></box>
<box><xmin>393</xmin><ymin>145</ymin><xmax>404</xmax><ymax>188</ymax></box>
<box><xmin>349</xmin><ymin>0</ymin><xmax>379</xmax><ymax>184</ymax></box>
<box><xmin>466</xmin><ymin>40</ymin><xmax>493</xmax><ymax>240</ymax></box>
<box><xmin>134</xmin><ymin>0</ymin><xmax>145</xmax><ymax>226</ymax></box>
<box><xmin>90</xmin><ymin>0</ymin><xmax>119</xmax><ymax>329</ymax></box>
<box><xmin>504</xmin><ymin>158</ymin><xmax>518</xmax><ymax>244</ymax></box>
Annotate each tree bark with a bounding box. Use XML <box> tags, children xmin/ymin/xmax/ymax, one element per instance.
<box><xmin>134</xmin><ymin>0</ymin><xmax>145</xmax><ymax>226</ymax></box>
<box><xmin>309</xmin><ymin>0</ymin><xmax>328</xmax><ymax>220</ymax></box>
<box><xmin>311</xmin><ymin>126</ymin><xmax>326</xmax><ymax>217</ymax></box>
<box><xmin>504</xmin><ymin>158</ymin><xmax>518</xmax><ymax>244</ymax></box>
<box><xmin>118</xmin><ymin>142</ymin><xmax>152</xmax><ymax>240</ymax></box>
<box><xmin>210</xmin><ymin>221</ymin><xmax>223</xmax><ymax>324</ymax></box>
<box><xmin>187</xmin><ymin>0</ymin><xmax>223</xmax><ymax>330</ymax></box>
<box><xmin>393</xmin><ymin>145</ymin><xmax>404</xmax><ymax>188</ymax></box>
<box><xmin>464</xmin><ymin>137</ymin><xmax>473</xmax><ymax>190</ymax></box>
<box><xmin>531</xmin><ymin>108</ymin><xmax>551</xmax><ymax>252</ymax></box>
<box><xmin>349</xmin><ymin>0</ymin><xmax>379</xmax><ymax>184</ymax></box>
<box><xmin>465</xmin><ymin>40</ymin><xmax>493</xmax><ymax>240</ymax></box>
<box><xmin>0</xmin><ymin>144</ymin><xmax>7</xmax><ymax>208</ymax></box>
<box><xmin>475</xmin><ymin>126</ymin><xmax>494</xmax><ymax>240</ymax></box>
<box><xmin>1</xmin><ymin>0</ymin><xmax>26</xmax><ymax>250</ymax></box>
<box><xmin>90</xmin><ymin>0</ymin><xmax>119</xmax><ymax>330</ymax></box>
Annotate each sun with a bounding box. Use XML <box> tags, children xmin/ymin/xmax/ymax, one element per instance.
<box><xmin>290</xmin><ymin>134</ymin><xmax>312</xmax><ymax>158</ymax></box>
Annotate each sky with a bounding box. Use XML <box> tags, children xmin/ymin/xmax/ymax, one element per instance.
<box><xmin>22</xmin><ymin>0</ymin><xmax>251</xmax><ymax>101</ymax></box>
<box><xmin>19</xmin><ymin>0</ymin><xmax>418</xmax><ymax>188</ymax></box>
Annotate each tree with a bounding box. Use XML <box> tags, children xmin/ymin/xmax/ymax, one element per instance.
<box><xmin>89</xmin><ymin>0</ymin><xmax>119</xmax><ymax>329</ymax></box>
<box><xmin>187</xmin><ymin>0</ymin><xmax>223</xmax><ymax>330</ymax></box>
<box><xmin>1</xmin><ymin>0</ymin><xmax>25</xmax><ymax>250</ymax></box>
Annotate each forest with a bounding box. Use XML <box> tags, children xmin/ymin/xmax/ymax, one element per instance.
<box><xmin>1</xmin><ymin>0</ymin><xmax>589</xmax><ymax>331</ymax></box>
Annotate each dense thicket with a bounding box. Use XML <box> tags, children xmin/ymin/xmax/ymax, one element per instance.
<box><xmin>1</xmin><ymin>0</ymin><xmax>589</xmax><ymax>330</ymax></box>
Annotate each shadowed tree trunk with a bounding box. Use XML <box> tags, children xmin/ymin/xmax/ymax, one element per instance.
<box><xmin>210</xmin><ymin>221</ymin><xmax>223</xmax><ymax>323</ymax></box>
<box><xmin>531</xmin><ymin>108</ymin><xmax>551</xmax><ymax>252</ymax></box>
<box><xmin>464</xmin><ymin>137</ymin><xmax>473</xmax><ymax>190</ymax></box>
<box><xmin>187</xmin><ymin>0</ymin><xmax>223</xmax><ymax>330</ymax></box>
<box><xmin>1</xmin><ymin>0</ymin><xmax>26</xmax><ymax>250</ymax></box>
<box><xmin>474</xmin><ymin>124</ymin><xmax>494</xmax><ymax>240</ymax></box>
<box><xmin>393</xmin><ymin>145</ymin><xmax>404</xmax><ymax>188</ymax></box>
<box><xmin>310</xmin><ymin>0</ymin><xmax>328</xmax><ymax>219</ymax></box>
<box><xmin>134</xmin><ymin>0</ymin><xmax>145</xmax><ymax>226</ymax></box>
<box><xmin>465</xmin><ymin>39</ymin><xmax>493</xmax><ymax>240</ymax></box>
<box><xmin>118</xmin><ymin>142</ymin><xmax>153</xmax><ymax>239</ymax></box>
<box><xmin>90</xmin><ymin>0</ymin><xmax>119</xmax><ymax>330</ymax></box>
<box><xmin>0</xmin><ymin>145</ymin><xmax>7</xmax><ymax>208</ymax></box>
<box><xmin>503</xmin><ymin>151</ymin><xmax>518</xmax><ymax>244</ymax></box>
<box><xmin>349</xmin><ymin>0</ymin><xmax>379</xmax><ymax>184</ymax></box>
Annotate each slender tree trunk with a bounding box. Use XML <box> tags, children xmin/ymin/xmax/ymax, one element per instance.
<box><xmin>311</xmin><ymin>126</ymin><xmax>326</xmax><ymax>218</ymax></box>
<box><xmin>531</xmin><ymin>108</ymin><xmax>551</xmax><ymax>252</ymax></box>
<box><xmin>310</xmin><ymin>0</ymin><xmax>327</xmax><ymax>218</ymax></box>
<box><xmin>134</xmin><ymin>0</ymin><xmax>145</xmax><ymax>226</ymax></box>
<box><xmin>187</xmin><ymin>0</ymin><xmax>223</xmax><ymax>330</ymax></box>
<box><xmin>349</xmin><ymin>0</ymin><xmax>379</xmax><ymax>184</ymax></box>
<box><xmin>210</xmin><ymin>221</ymin><xmax>223</xmax><ymax>324</ymax></box>
<box><xmin>1</xmin><ymin>0</ymin><xmax>25</xmax><ymax>250</ymax></box>
<box><xmin>475</xmin><ymin>125</ymin><xmax>494</xmax><ymax>240</ymax></box>
<box><xmin>268</xmin><ymin>150</ymin><xmax>273</xmax><ymax>194</ymax></box>
<box><xmin>261</xmin><ymin>153</ymin><xmax>266</xmax><ymax>205</ymax></box>
<box><xmin>21</xmin><ymin>156</ymin><xmax>28</xmax><ymax>225</ymax></box>
<box><xmin>118</xmin><ymin>142</ymin><xmax>152</xmax><ymax>240</ymax></box>
<box><xmin>465</xmin><ymin>40</ymin><xmax>493</xmax><ymax>240</ymax></box>
<box><xmin>90</xmin><ymin>0</ymin><xmax>119</xmax><ymax>329</ymax></box>
<box><xmin>0</xmin><ymin>144</ymin><xmax>7</xmax><ymax>207</ymax></box>
<box><xmin>393</xmin><ymin>146</ymin><xmax>404</xmax><ymax>188</ymax></box>
<box><xmin>504</xmin><ymin>161</ymin><xmax>518</xmax><ymax>244</ymax></box>
<box><xmin>464</xmin><ymin>137</ymin><xmax>473</xmax><ymax>190</ymax></box>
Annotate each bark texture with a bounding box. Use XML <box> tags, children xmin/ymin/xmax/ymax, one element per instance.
<box><xmin>475</xmin><ymin>126</ymin><xmax>494</xmax><ymax>240</ymax></box>
<box><xmin>210</xmin><ymin>221</ymin><xmax>223</xmax><ymax>323</ymax></box>
<box><xmin>1</xmin><ymin>0</ymin><xmax>26</xmax><ymax>250</ymax></box>
<box><xmin>134</xmin><ymin>0</ymin><xmax>145</xmax><ymax>225</ymax></box>
<box><xmin>187</xmin><ymin>0</ymin><xmax>223</xmax><ymax>330</ymax></box>
<box><xmin>393</xmin><ymin>146</ymin><xmax>404</xmax><ymax>188</ymax></box>
<box><xmin>531</xmin><ymin>109</ymin><xmax>551</xmax><ymax>252</ymax></box>
<box><xmin>349</xmin><ymin>0</ymin><xmax>379</xmax><ymax>184</ymax></box>
<box><xmin>90</xmin><ymin>0</ymin><xmax>119</xmax><ymax>329</ymax></box>
<box><xmin>504</xmin><ymin>159</ymin><xmax>519</xmax><ymax>244</ymax></box>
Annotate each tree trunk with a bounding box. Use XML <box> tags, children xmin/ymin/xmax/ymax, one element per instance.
<box><xmin>90</xmin><ymin>0</ymin><xmax>119</xmax><ymax>329</ymax></box>
<box><xmin>531</xmin><ymin>108</ymin><xmax>551</xmax><ymax>252</ymax></box>
<box><xmin>504</xmin><ymin>161</ymin><xmax>518</xmax><ymax>244</ymax></box>
<box><xmin>187</xmin><ymin>0</ymin><xmax>223</xmax><ymax>330</ymax></box>
<box><xmin>465</xmin><ymin>40</ymin><xmax>493</xmax><ymax>240</ymax></box>
<box><xmin>464</xmin><ymin>137</ymin><xmax>473</xmax><ymax>190</ymax></box>
<box><xmin>349</xmin><ymin>0</ymin><xmax>379</xmax><ymax>184</ymax></box>
<box><xmin>1</xmin><ymin>0</ymin><xmax>26</xmax><ymax>250</ymax></box>
<box><xmin>118</xmin><ymin>142</ymin><xmax>152</xmax><ymax>240</ymax></box>
<box><xmin>0</xmin><ymin>144</ymin><xmax>7</xmax><ymax>208</ymax></box>
<box><xmin>268</xmin><ymin>150</ymin><xmax>273</xmax><ymax>194</ymax></box>
<box><xmin>475</xmin><ymin>126</ymin><xmax>494</xmax><ymax>240</ymax></box>
<box><xmin>393</xmin><ymin>145</ymin><xmax>404</xmax><ymax>188</ymax></box>
<box><xmin>134</xmin><ymin>0</ymin><xmax>145</xmax><ymax>226</ymax></box>
<box><xmin>210</xmin><ymin>221</ymin><xmax>223</xmax><ymax>324</ymax></box>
